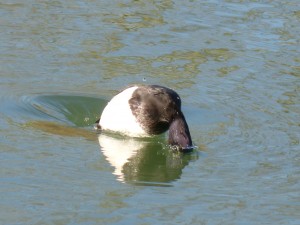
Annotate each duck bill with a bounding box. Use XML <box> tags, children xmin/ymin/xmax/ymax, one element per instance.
<box><xmin>168</xmin><ymin>113</ymin><xmax>193</xmax><ymax>152</ymax></box>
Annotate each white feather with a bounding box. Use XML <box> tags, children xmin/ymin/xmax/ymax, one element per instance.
<box><xmin>99</xmin><ymin>86</ymin><xmax>149</xmax><ymax>137</ymax></box>
<box><xmin>98</xmin><ymin>134</ymin><xmax>144</xmax><ymax>182</ymax></box>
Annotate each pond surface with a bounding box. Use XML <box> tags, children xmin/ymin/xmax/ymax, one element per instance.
<box><xmin>1</xmin><ymin>0</ymin><xmax>299</xmax><ymax>224</ymax></box>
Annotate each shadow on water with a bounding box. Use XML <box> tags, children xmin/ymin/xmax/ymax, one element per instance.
<box><xmin>14</xmin><ymin>94</ymin><xmax>198</xmax><ymax>186</ymax></box>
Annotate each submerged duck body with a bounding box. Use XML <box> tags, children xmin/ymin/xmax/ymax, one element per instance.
<box><xmin>98</xmin><ymin>85</ymin><xmax>193</xmax><ymax>151</ymax></box>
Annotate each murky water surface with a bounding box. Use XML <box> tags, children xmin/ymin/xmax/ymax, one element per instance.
<box><xmin>1</xmin><ymin>0</ymin><xmax>299</xmax><ymax>224</ymax></box>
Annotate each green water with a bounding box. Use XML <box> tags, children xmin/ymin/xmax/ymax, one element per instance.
<box><xmin>1</xmin><ymin>0</ymin><xmax>299</xmax><ymax>224</ymax></box>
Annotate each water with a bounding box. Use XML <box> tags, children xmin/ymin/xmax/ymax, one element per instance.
<box><xmin>1</xmin><ymin>0</ymin><xmax>299</xmax><ymax>224</ymax></box>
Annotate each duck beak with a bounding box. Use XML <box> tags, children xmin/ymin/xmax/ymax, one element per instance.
<box><xmin>168</xmin><ymin>112</ymin><xmax>193</xmax><ymax>152</ymax></box>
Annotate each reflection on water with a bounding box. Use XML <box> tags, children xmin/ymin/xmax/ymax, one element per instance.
<box><xmin>102</xmin><ymin>0</ymin><xmax>171</xmax><ymax>31</ymax></box>
<box><xmin>101</xmin><ymin>49</ymin><xmax>235</xmax><ymax>88</ymax></box>
<box><xmin>98</xmin><ymin>133</ymin><xmax>198</xmax><ymax>186</ymax></box>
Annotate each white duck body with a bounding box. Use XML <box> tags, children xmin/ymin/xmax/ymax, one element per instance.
<box><xmin>99</xmin><ymin>86</ymin><xmax>149</xmax><ymax>137</ymax></box>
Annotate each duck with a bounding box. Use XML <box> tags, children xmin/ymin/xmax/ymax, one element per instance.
<box><xmin>95</xmin><ymin>84</ymin><xmax>193</xmax><ymax>152</ymax></box>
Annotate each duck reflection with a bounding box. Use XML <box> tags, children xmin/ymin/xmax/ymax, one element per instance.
<box><xmin>98</xmin><ymin>133</ymin><xmax>197</xmax><ymax>185</ymax></box>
